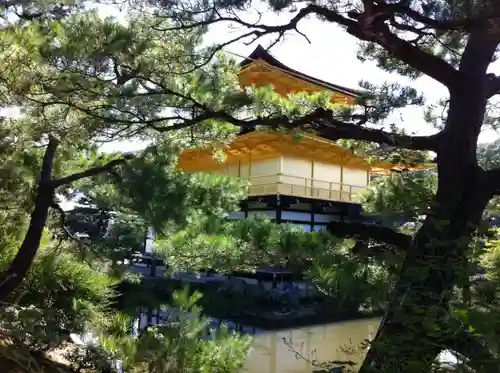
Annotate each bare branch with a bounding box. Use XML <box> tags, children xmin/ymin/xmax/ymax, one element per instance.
<box><xmin>152</xmin><ymin>6</ymin><xmax>318</xmax><ymax>74</ymax></box>
<box><xmin>327</xmin><ymin>221</ymin><xmax>412</xmax><ymax>249</ymax></box>
<box><xmin>164</xmin><ymin>3</ymin><xmax>459</xmax><ymax>87</ymax></box>
<box><xmin>50</xmin><ymin>154</ymin><xmax>134</xmax><ymax>189</ymax></box>
<box><xmin>311</xmin><ymin>109</ymin><xmax>440</xmax><ymax>150</ymax></box>
<box><xmin>311</xmin><ymin>4</ymin><xmax>458</xmax><ymax>88</ymax></box>
<box><xmin>50</xmin><ymin>201</ymin><xmax>79</xmax><ymax>240</ymax></box>
<box><xmin>153</xmin><ymin>107</ymin><xmax>439</xmax><ymax>151</ymax></box>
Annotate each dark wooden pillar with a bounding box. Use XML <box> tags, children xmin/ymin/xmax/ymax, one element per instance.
<box><xmin>146</xmin><ymin>307</ymin><xmax>153</xmax><ymax>326</ymax></box>
<box><xmin>243</xmin><ymin>199</ymin><xmax>248</xmax><ymax>218</ymax></box>
<box><xmin>311</xmin><ymin>202</ymin><xmax>315</xmax><ymax>232</ymax></box>
<box><xmin>276</xmin><ymin>196</ymin><xmax>282</xmax><ymax>223</ymax></box>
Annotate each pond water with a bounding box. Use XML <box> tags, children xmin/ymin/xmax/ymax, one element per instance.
<box><xmin>244</xmin><ymin>317</ymin><xmax>381</xmax><ymax>373</ymax></box>
<box><xmin>137</xmin><ymin>307</ymin><xmax>380</xmax><ymax>373</ymax></box>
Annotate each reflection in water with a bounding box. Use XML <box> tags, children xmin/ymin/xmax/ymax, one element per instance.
<box><xmin>244</xmin><ymin>318</ymin><xmax>381</xmax><ymax>373</ymax></box>
<box><xmin>137</xmin><ymin>308</ymin><xmax>381</xmax><ymax>373</ymax></box>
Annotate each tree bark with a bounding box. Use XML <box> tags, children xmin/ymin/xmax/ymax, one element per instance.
<box><xmin>359</xmin><ymin>69</ymin><xmax>493</xmax><ymax>371</ymax></box>
<box><xmin>0</xmin><ymin>140</ymin><xmax>132</xmax><ymax>302</ymax></box>
<box><xmin>359</xmin><ymin>193</ymin><xmax>490</xmax><ymax>372</ymax></box>
<box><xmin>0</xmin><ymin>137</ymin><xmax>59</xmax><ymax>302</ymax></box>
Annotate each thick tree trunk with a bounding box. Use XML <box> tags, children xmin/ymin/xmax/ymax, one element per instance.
<box><xmin>0</xmin><ymin>138</ymin><xmax>58</xmax><ymax>302</ymax></box>
<box><xmin>360</xmin><ymin>193</ymin><xmax>490</xmax><ymax>372</ymax></box>
<box><xmin>360</xmin><ymin>78</ymin><xmax>494</xmax><ymax>372</ymax></box>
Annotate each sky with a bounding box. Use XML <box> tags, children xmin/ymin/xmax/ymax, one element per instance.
<box><xmin>204</xmin><ymin>8</ymin><xmax>500</xmax><ymax>144</ymax></box>
<box><xmin>58</xmin><ymin>2</ymin><xmax>500</xmax><ymax>208</ymax></box>
<box><xmin>1</xmin><ymin>2</ymin><xmax>498</xmax><ymax>149</ymax></box>
<box><xmin>93</xmin><ymin>1</ymin><xmax>500</xmax><ymax>151</ymax></box>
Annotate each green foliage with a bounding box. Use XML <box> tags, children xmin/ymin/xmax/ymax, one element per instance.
<box><xmin>0</xmin><ymin>11</ymin><xmax>251</xmax><ymax>370</ymax></box>
<box><xmin>4</xmin><ymin>1</ymin><xmax>500</xmax><ymax>372</ymax></box>
<box><xmin>447</xmin><ymin>232</ymin><xmax>500</xmax><ymax>357</ymax></box>
<box><xmin>0</xmin><ymin>10</ymin><xmax>252</xmax><ymax>370</ymax></box>
<box><xmin>0</xmin><ymin>129</ymin><xmax>44</xmax><ymax>247</ymax></box>
<box><xmin>92</xmin><ymin>213</ymin><xmax>147</xmax><ymax>261</ymax></box>
<box><xmin>0</xmin><ymin>239</ymin><xmax>116</xmax><ymax>351</ymax></box>
<box><xmin>1</xmin><ymin>10</ymin><xmax>248</xmax><ymax>146</ymax></box>
<box><xmin>157</xmin><ymin>215</ymin><xmax>391</xmax><ymax>313</ymax></box>
<box><xmin>478</xmin><ymin>139</ymin><xmax>500</xmax><ymax>171</ymax></box>
<box><xmin>247</xmin><ymin>85</ymin><xmax>341</xmax><ymax>118</ymax></box>
<box><xmin>479</xmin><ymin>234</ymin><xmax>500</xmax><ymax>282</ymax></box>
<box><xmin>157</xmin><ymin>215</ymin><xmax>337</xmax><ymax>272</ymax></box>
<box><xmin>306</xmin><ymin>241</ymin><xmax>393</xmax><ymax>313</ymax></box>
<box><xmin>99</xmin><ymin>288</ymin><xmax>251</xmax><ymax>373</ymax></box>
<box><xmin>358</xmin><ymin>81</ymin><xmax>425</xmax><ymax>121</ymax></box>
<box><xmin>77</xmin><ymin>142</ymin><xmax>247</xmax><ymax>236</ymax></box>
<box><xmin>360</xmin><ymin>170</ymin><xmax>437</xmax><ymax>226</ymax></box>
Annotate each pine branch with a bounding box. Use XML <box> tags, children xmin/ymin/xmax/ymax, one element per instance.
<box><xmin>33</xmin><ymin>95</ymin><xmax>438</xmax><ymax>150</ymax></box>
<box><xmin>376</xmin><ymin>1</ymin><xmax>499</xmax><ymax>32</ymax></box>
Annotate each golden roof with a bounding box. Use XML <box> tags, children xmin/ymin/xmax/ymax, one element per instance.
<box><xmin>179</xmin><ymin>131</ymin><xmax>436</xmax><ymax>173</ymax></box>
<box><xmin>370</xmin><ymin>163</ymin><xmax>436</xmax><ymax>174</ymax></box>
<box><xmin>178</xmin><ymin>47</ymin><xmax>435</xmax><ymax>175</ymax></box>
<box><xmin>238</xmin><ymin>45</ymin><xmax>359</xmax><ymax>105</ymax></box>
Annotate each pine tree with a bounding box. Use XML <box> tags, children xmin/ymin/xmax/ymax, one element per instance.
<box><xmin>0</xmin><ymin>5</ymin><xmax>251</xmax><ymax>372</ymax></box>
<box><xmin>129</xmin><ymin>0</ymin><xmax>500</xmax><ymax>371</ymax></box>
<box><xmin>6</xmin><ymin>1</ymin><xmax>500</xmax><ymax>372</ymax></box>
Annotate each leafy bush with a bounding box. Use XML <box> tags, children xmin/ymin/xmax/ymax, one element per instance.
<box><xmin>0</xmin><ymin>240</ymin><xmax>116</xmax><ymax>351</ymax></box>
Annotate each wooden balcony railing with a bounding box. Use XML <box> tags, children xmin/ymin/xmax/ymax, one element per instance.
<box><xmin>246</xmin><ymin>174</ymin><xmax>366</xmax><ymax>203</ymax></box>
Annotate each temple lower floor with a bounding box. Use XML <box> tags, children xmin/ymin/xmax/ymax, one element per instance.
<box><xmin>230</xmin><ymin>194</ymin><xmax>366</xmax><ymax>232</ymax></box>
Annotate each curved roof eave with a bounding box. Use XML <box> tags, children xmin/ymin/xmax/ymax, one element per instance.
<box><xmin>240</xmin><ymin>45</ymin><xmax>364</xmax><ymax>98</ymax></box>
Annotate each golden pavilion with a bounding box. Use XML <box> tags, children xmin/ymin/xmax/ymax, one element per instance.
<box><xmin>132</xmin><ymin>46</ymin><xmax>437</xmax><ymax>373</ymax></box>
<box><xmin>178</xmin><ymin>45</ymin><xmax>431</xmax><ymax>231</ymax></box>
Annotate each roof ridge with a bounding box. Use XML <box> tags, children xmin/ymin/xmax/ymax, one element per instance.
<box><xmin>240</xmin><ymin>45</ymin><xmax>362</xmax><ymax>97</ymax></box>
